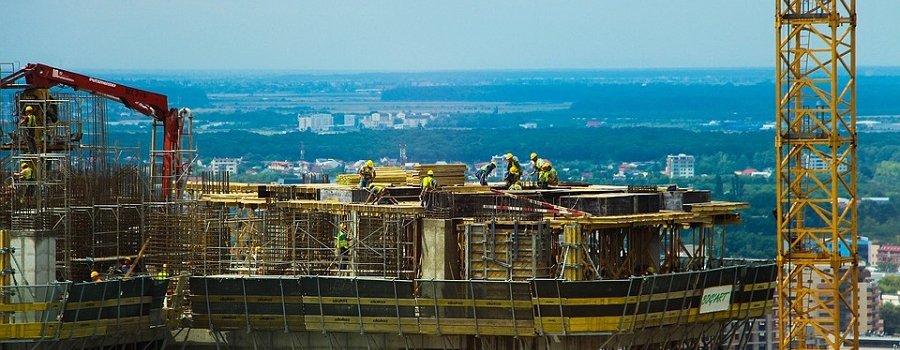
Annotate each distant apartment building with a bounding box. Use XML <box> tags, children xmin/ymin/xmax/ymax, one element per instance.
<box><xmin>297</xmin><ymin>113</ymin><xmax>333</xmax><ymax>132</ymax></box>
<box><xmin>268</xmin><ymin>161</ymin><xmax>294</xmax><ymax>172</ymax></box>
<box><xmin>797</xmin><ymin>266</ymin><xmax>883</xmax><ymax>343</ymax></box>
<box><xmin>665</xmin><ymin>154</ymin><xmax>695</xmax><ymax>178</ymax></box>
<box><xmin>404</xmin><ymin>114</ymin><xmax>429</xmax><ymax>128</ymax></box>
<box><xmin>859</xmin><ymin>274</ymin><xmax>884</xmax><ymax>335</ymax></box>
<box><xmin>877</xmin><ymin>245</ymin><xmax>900</xmax><ymax>266</ymax></box>
<box><xmin>802</xmin><ymin>154</ymin><xmax>848</xmax><ymax>172</ymax></box>
<box><xmin>209</xmin><ymin>158</ymin><xmax>241</xmax><ymax>176</ymax></box>
<box><xmin>343</xmin><ymin>114</ymin><xmax>357</xmax><ymax>127</ymax></box>
<box><xmin>726</xmin><ymin>313</ymin><xmax>777</xmax><ymax>350</ymax></box>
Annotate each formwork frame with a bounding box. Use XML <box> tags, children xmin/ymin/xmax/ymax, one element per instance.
<box><xmin>185</xmin><ymin>199</ymin><xmax>422</xmax><ymax>280</ymax></box>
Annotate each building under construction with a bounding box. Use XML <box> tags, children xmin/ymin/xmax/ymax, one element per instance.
<box><xmin>0</xmin><ymin>63</ymin><xmax>776</xmax><ymax>348</ymax></box>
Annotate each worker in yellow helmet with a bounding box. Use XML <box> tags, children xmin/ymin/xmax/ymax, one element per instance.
<box><xmin>91</xmin><ymin>271</ymin><xmax>103</xmax><ymax>283</ymax></box>
<box><xmin>15</xmin><ymin>162</ymin><xmax>35</xmax><ymax>205</ymax></box>
<box><xmin>358</xmin><ymin>160</ymin><xmax>376</xmax><ymax>188</ymax></box>
<box><xmin>503</xmin><ymin>153</ymin><xmax>521</xmax><ymax>189</ymax></box>
<box><xmin>537</xmin><ymin>162</ymin><xmax>559</xmax><ymax>188</ymax></box>
<box><xmin>19</xmin><ymin>105</ymin><xmax>37</xmax><ymax>153</ymax></box>
<box><xmin>508</xmin><ymin>182</ymin><xmax>523</xmax><ymax>191</ymax></box>
<box><xmin>529</xmin><ymin>152</ymin><xmax>547</xmax><ymax>180</ymax></box>
<box><xmin>420</xmin><ymin>170</ymin><xmax>437</xmax><ymax>208</ymax></box>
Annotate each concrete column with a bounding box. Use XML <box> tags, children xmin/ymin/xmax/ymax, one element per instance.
<box><xmin>11</xmin><ymin>230</ymin><xmax>55</xmax><ymax>285</ymax></box>
<box><xmin>421</xmin><ymin>219</ymin><xmax>457</xmax><ymax>280</ymax></box>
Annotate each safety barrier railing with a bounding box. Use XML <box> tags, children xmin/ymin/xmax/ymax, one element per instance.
<box><xmin>189</xmin><ymin>263</ymin><xmax>777</xmax><ymax>344</ymax></box>
<box><xmin>0</xmin><ymin>276</ymin><xmax>167</xmax><ymax>342</ymax></box>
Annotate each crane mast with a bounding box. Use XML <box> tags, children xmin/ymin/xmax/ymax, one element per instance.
<box><xmin>775</xmin><ymin>0</ymin><xmax>858</xmax><ymax>349</ymax></box>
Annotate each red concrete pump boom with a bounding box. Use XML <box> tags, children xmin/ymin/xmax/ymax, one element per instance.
<box><xmin>0</xmin><ymin>63</ymin><xmax>185</xmax><ymax>198</ymax></box>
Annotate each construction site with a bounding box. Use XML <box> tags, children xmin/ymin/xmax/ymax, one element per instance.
<box><xmin>0</xmin><ymin>1</ymin><xmax>862</xmax><ymax>349</ymax></box>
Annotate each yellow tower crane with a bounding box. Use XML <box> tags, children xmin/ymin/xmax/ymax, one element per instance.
<box><xmin>775</xmin><ymin>0</ymin><xmax>858</xmax><ymax>349</ymax></box>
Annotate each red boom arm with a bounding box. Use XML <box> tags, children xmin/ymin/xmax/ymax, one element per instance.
<box><xmin>0</xmin><ymin>63</ymin><xmax>183</xmax><ymax>198</ymax></box>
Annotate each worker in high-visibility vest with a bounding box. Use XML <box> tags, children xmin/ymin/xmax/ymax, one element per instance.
<box><xmin>335</xmin><ymin>224</ymin><xmax>351</xmax><ymax>270</ymax></box>
<box><xmin>366</xmin><ymin>183</ymin><xmax>387</xmax><ymax>204</ymax></box>
<box><xmin>19</xmin><ymin>106</ymin><xmax>37</xmax><ymax>153</ymax></box>
<box><xmin>528</xmin><ymin>153</ymin><xmax>549</xmax><ymax>181</ymax></box>
<box><xmin>537</xmin><ymin>162</ymin><xmax>559</xmax><ymax>188</ymax></box>
<box><xmin>420</xmin><ymin>170</ymin><xmax>437</xmax><ymax>208</ymax></box>
<box><xmin>475</xmin><ymin>161</ymin><xmax>496</xmax><ymax>186</ymax></box>
<box><xmin>154</xmin><ymin>264</ymin><xmax>170</xmax><ymax>280</ymax></box>
<box><xmin>503</xmin><ymin>153</ymin><xmax>521</xmax><ymax>189</ymax></box>
<box><xmin>15</xmin><ymin>162</ymin><xmax>35</xmax><ymax>205</ymax></box>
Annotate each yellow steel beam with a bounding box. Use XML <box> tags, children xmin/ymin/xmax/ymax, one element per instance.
<box><xmin>776</xmin><ymin>1</ymin><xmax>858</xmax><ymax>349</ymax></box>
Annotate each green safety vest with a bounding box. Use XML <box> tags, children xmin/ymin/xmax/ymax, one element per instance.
<box><xmin>422</xmin><ymin>176</ymin><xmax>436</xmax><ymax>189</ymax></box>
<box><xmin>21</xmin><ymin>167</ymin><xmax>34</xmax><ymax>181</ymax></box>
<box><xmin>336</xmin><ymin>231</ymin><xmax>349</xmax><ymax>249</ymax></box>
<box><xmin>508</xmin><ymin>159</ymin><xmax>521</xmax><ymax>175</ymax></box>
<box><xmin>21</xmin><ymin>113</ymin><xmax>36</xmax><ymax>127</ymax></box>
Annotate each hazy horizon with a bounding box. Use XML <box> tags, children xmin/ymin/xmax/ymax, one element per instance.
<box><xmin>5</xmin><ymin>1</ymin><xmax>899</xmax><ymax>71</ymax></box>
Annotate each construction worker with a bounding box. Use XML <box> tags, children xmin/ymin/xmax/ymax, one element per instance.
<box><xmin>537</xmin><ymin>162</ymin><xmax>559</xmax><ymax>188</ymax></box>
<box><xmin>503</xmin><ymin>153</ymin><xmax>521</xmax><ymax>189</ymax></box>
<box><xmin>358</xmin><ymin>160</ymin><xmax>376</xmax><ymax>188</ymax></box>
<box><xmin>120</xmin><ymin>257</ymin><xmax>133</xmax><ymax>274</ymax></box>
<box><xmin>474</xmin><ymin>161</ymin><xmax>496</xmax><ymax>186</ymax></box>
<box><xmin>154</xmin><ymin>264</ymin><xmax>169</xmax><ymax>281</ymax></box>
<box><xmin>508</xmin><ymin>182</ymin><xmax>523</xmax><ymax>191</ymax></box>
<box><xmin>15</xmin><ymin>162</ymin><xmax>35</xmax><ymax>204</ymax></box>
<box><xmin>420</xmin><ymin>170</ymin><xmax>437</xmax><ymax>208</ymax></box>
<box><xmin>528</xmin><ymin>153</ymin><xmax>546</xmax><ymax>178</ymax></box>
<box><xmin>366</xmin><ymin>183</ymin><xmax>388</xmax><ymax>204</ymax></box>
<box><xmin>19</xmin><ymin>106</ymin><xmax>37</xmax><ymax>153</ymax></box>
<box><xmin>335</xmin><ymin>224</ymin><xmax>351</xmax><ymax>270</ymax></box>
<box><xmin>91</xmin><ymin>271</ymin><xmax>103</xmax><ymax>283</ymax></box>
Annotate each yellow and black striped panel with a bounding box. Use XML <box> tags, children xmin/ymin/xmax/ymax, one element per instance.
<box><xmin>532</xmin><ymin>264</ymin><xmax>777</xmax><ymax>334</ymax></box>
<box><xmin>0</xmin><ymin>277</ymin><xmax>168</xmax><ymax>342</ymax></box>
<box><xmin>62</xmin><ymin>277</ymin><xmax>165</xmax><ymax>322</ymax></box>
<box><xmin>190</xmin><ymin>264</ymin><xmax>777</xmax><ymax>337</ymax></box>
<box><xmin>191</xmin><ymin>276</ymin><xmax>305</xmax><ymax>332</ymax></box>
<box><xmin>416</xmin><ymin>280</ymin><xmax>535</xmax><ymax>336</ymax></box>
<box><xmin>300</xmin><ymin>277</ymin><xmax>419</xmax><ymax>334</ymax></box>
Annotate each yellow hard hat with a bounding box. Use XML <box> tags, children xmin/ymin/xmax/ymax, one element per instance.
<box><xmin>542</xmin><ymin>162</ymin><xmax>552</xmax><ymax>170</ymax></box>
<box><xmin>505</xmin><ymin>153</ymin><xmax>513</xmax><ymax>160</ymax></box>
<box><xmin>427</xmin><ymin>170</ymin><xmax>434</xmax><ymax>176</ymax></box>
<box><xmin>91</xmin><ymin>271</ymin><xmax>100</xmax><ymax>278</ymax></box>
<box><xmin>366</xmin><ymin>160</ymin><xmax>374</xmax><ymax>167</ymax></box>
<box><xmin>367</xmin><ymin>183</ymin><xmax>376</xmax><ymax>189</ymax></box>
<box><xmin>24</xmin><ymin>106</ymin><xmax>33</xmax><ymax>113</ymax></box>
<box><xmin>530</xmin><ymin>153</ymin><xmax>538</xmax><ymax>160</ymax></box>
<box><xmin>124</xmin><ymin>256</ymin><xmax>132</xmax><ymax>262</ymax></box>
<box><xmin>490</xmin><ymin>161</ymin><xmax>496</xmax><ymax>166</ymax></box>
<box><xmin>20</xmin><ymin>162</ymin><xmax>28</xmax><ymax>169</ymax></box>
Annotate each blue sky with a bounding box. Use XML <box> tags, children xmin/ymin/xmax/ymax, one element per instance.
<box><xmin>3</xmin><ymin>1</ymin><xmax>899</xmax><ymax>71</ymax></box>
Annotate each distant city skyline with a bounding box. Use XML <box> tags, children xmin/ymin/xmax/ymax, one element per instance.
<box><xmin>4</xmin><ymin>1</ymin><xmax>900</xmax><ymax>71</ymax></box>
